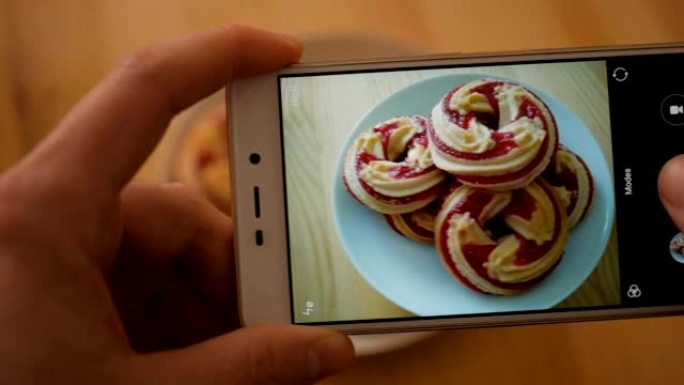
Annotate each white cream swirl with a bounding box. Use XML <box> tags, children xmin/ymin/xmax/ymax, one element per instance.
<box><xmin>429</xmin><ymin>79</ymin><xmax>558</xmax><ymax>191</ymax></box>
<box><xmin>359</xmin><ymin>159</ymin><xmax>444</xmax><ymax>198</ymax></box>
<box><xmin>435</xmin><ymin>181</ymin><xmax>568</xmax><ymax>295</ymax></box>
<box><xmin>548</xmin><ymin>148</ymin><xmax>594</xmax><ymax>228</ymax></box>
<box><xmin>386</xmin><ymin>205</ymin><xmax>436</xmax><ymax>243</ymax></box>
<box><xmin>485</xmin><ymin>182</ymin><xmax>567</xmax><ymax>284</ymax></box>
<box><xmin>343</xmin><ymin>116</ymin><xmax>446</xmax><ymax>214</ymax></box>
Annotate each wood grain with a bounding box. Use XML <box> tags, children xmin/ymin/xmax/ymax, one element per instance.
<box><xmin>3</xmin><ymin>1</ymin><xmax>684</xmax><ymax>384</ymax></box>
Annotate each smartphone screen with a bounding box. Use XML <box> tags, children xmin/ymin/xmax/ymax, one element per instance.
<box><xmin>278</xmin><ymin>53</ymin><xmax>684</xmax><ymax>325</ymax></box>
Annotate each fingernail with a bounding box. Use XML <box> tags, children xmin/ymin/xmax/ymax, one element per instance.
<box><xmin>308</xmin><ymin>334</ymin><xmax>355</xmax><ymax>380</ymax></box>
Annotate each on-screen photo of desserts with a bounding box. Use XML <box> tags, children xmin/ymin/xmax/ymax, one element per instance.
<box><xmin>281</xmin><ymin>61</ymin><xmax>620</xmax><ymax>323</ymax></box>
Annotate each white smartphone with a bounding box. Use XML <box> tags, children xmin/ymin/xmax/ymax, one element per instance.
<box><xmin>229</xmin><ymin>44</ymin><xmax>684</xmax><ymax>333</ymax></box>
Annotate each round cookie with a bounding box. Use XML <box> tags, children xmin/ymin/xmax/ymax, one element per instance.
<box><xmin>343</xmin><ymin>116</ymin><xmax>446</xmax><ymax>214</ymax></box>
<box><xmin>435</xmin><ymin>180</ymin><xmax>569</xmax><ymax>295</ymax></box>
<box><xmin>429</xmin><ymin>79</ymin><xmax>558</xmax><ymax>190</ymax></box>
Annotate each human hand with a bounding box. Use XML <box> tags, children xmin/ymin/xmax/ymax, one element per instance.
<box><xmin>0</xmin><ymin>26</ymin><xmax>354</xmax><ymax>385</ymax></box>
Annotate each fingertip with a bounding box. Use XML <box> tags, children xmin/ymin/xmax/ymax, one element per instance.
<box><xmin>658</xmin><ymin>155</ymin><xmax>684</xmax><ymax>232</ymax></box>
<box><xmin>275</xmin><ymin>33</ymin><xmax>303</xmax><ymax>62</ymax></box>
<box><xmin>225</xmin><ymin>325</ymin><xmax>356</xmax><ymax>384</ymax></box>
<box><xmin>217</xmin><ymin>25</ymin><xmax>302</xmax><ymax>78</ymax></box>
<box><xmin>233</xmin><ymin>25</ymin><xmax>302</xmax><ymax>58</ymax></box>
<box><xmin>658</xmin><ymin>154</ymin><xmax>684</xmax><ymax>207</ymax></box>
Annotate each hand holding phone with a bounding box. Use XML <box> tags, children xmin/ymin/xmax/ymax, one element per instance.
<box><xmin>0</xmin><ymin>26</ymin><xmax>354</xmax><ymax>385</ymax></box>
<box><xmin>231</xmin><ymin>44</ymin><xmax>684</xmax><ymax>333</ymax></box>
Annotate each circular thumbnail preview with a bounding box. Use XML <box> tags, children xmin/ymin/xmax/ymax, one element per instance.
<box><xmin>669</xmin><ymin>232</ymin><xmax>684</xmax><ymax>264</ymax></box>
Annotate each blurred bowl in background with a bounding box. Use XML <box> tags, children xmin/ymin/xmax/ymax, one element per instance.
<box><xmin>171</xmin><ymin>105</ymin><xmax>231</xmax><ymax>214</ymax></box>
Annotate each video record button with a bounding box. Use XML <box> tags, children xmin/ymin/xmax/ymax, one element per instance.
<box><xmin>661</xmin><ymin>94</ymin><xmax>684</xmax><ymax>126</ymax></box>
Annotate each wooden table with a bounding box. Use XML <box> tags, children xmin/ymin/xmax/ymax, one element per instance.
<box><xmin>3</xmin><ymin>1</ymin><xmax>684</xmax><ymax>384</ymax></box>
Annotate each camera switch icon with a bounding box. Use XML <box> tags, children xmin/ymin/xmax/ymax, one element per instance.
<box><xmin>612</xmin><ymin>67</ymin><xmax>629</xmax><ymax>82</ymax></box>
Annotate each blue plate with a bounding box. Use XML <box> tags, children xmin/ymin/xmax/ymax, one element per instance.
<box><xmin>332</xmin><ymin>73</ymin><xmax>615</xmax><ymax>316</ymax></box>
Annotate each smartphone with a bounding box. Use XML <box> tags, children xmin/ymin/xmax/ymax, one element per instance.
<box><xmin>230</xmin><ymin>44</ymin><xmax>684</xmax><ymax>333</ymax></box>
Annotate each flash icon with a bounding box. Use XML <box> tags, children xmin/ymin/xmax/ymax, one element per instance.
<box><xmin>302</xmin><ymin>301</ymin><xmax>315</xmax><ymax>316</ymax></box>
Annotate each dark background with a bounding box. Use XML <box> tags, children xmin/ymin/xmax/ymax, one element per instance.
<box><xmin>608</xmin><ymin>54</ymin><xmax>684</xmax><ymax>307</ymax></box>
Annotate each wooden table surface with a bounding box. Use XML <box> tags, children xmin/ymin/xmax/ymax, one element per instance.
<box><xmin>3</xmin><ymin>0</ymin><xmax>684</xmax><ymax>384</ymax></box>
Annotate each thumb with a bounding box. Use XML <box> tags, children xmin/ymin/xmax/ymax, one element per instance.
<box><xmin>126</xmin><ymin>325</ymin><xmax>355</xmax><ymax>385</ymax></box>
<box><xmin>658</xmin><ymin>154</ymin><xmax>684</xmax><ymax>231</ymax></box>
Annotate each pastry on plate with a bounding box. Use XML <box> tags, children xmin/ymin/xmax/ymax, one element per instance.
<box><xmin>385</xmin><ymin>201</ymin><xmax>439</xmax><ymax>243</ymax></box>
<box><xmin>434</xmin><ymin>180</ymin><xmax>569</xmax><ymax>295</ymax></box>
<box><xmin>429</xmin><ymin>79</ymin><xmax>558</xmax><ymax>191</ymax></box>
<box><xmin>343</xmin><ymin>116</ymin><xmax>446</xmax><ymax>214</ymax></box>
<box><xmin>544</xmin><ymin>146</ymin><xmax>594</xmax><ymax>228</ymax></box>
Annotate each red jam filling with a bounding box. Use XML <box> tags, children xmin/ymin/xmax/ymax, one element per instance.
<box><xmin>406</xmin><ymin>217</ymin><xmax>434</xmax><ymax>239</ymax></box>
<box><xmin>430</xmin><ymin>81</ymin><xmax>559</xmax><ymax>186</ymax></box>
<box><xmin>373</xmin><ymin>121</ymin><xmax>400</xmax><ymax>159</ymax></box>
<box><xmin>550</xmin><ymin>164</ymin><xmax>579</xmax><ymax>215</ymax></box>
<box><xmin>438</xmin><ymin>184</ymin><xmax>563</xmax><ymax>291</ymax></box>
<box><xmin>385</xmin><ymin>214</ymin><xmax>405</xmax><ymax>236</ymax></box>
<box><xmin>429</xmin><ymin>121</ymin><xmax>519</xmax><ymax>161</ymax></box>
<box><xmin>345</xmin><ymin>117</ymin><xmax>445</xmax><ymax>205</ymax></box>
<box><xmin>358</xmin><ymin>177</ymin><xmax>442</xmax><ymax>205</ymax></box>
<box><xmin>444</xmin><ymin>126</ymin><xmax>553</xmax><ymax>186</ymax></box>
<box><xmin>439</xmin><ymin>211</ymin><xmax>553</xmax><ymax>292</ymax></box>
<box><xmin>372</xmin><ymin>116</ymin><xmax>429</xmax><ymax>160</ymax></box>
<box><xmin>388</xmin><ymin>164</ymin><xmax>434</xmax><ymax>179</ymax></box>
<box><xmin>436</xmin><ymin>83</ymin><xmax>519</xmax><ymax>161</ymax></box>
<box><xmin>341</xmin><ymin>154</ymin><xmax>421</xmax><ymax>205</ymax></box>
<box><xmin>500</xmin><ymin>188</ymin><xmax>536</xmax><ymax>221</ymax></box>
<box><xmin>443</xmin><ymin>82</ymin><xmax>501</xmax><ymax>130</ymax></box>
<box><xmin>452</xmin><ymin>188</ymin><xmax>495</xmax><ymax>220</ymax></box>
<box><xmin>576</xmin><ymin>155</ymin><xmax>594</xmax><ymax>220</ymax></box>
<box><xmin>546</xmin><ymin>153</ymin><xmax>593</xmax><ymax>220</ymax></box>
<box><xmin>385</xmin><ymin>211</ymin><xmax>435</xmax><ymax>240</ymax></box>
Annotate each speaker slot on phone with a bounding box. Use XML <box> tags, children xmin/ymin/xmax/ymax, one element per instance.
<box><xmin>253</xmin><ymin>186</ymin><xmax>261</xmax><ymax>218</ymax></box>
<box><xmin>255</xmin><ymin>229</ymin><xmax>264</xmax><ymax>246</ymax></box>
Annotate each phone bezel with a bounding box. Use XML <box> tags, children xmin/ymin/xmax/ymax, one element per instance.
<box><xmin>230</xmin><ymin>43</ymin><xmax>684</xmax><ymax>333</ymax></box>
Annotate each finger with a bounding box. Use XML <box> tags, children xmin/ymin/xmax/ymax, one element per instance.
<box><xmin>127</xmin><ymin>326</ymin><xmax>355</xmax><ymax>385</ymax></box>
<box><xmin>116</xmin><ymin>182</ymin><xmax>234</xmax><ymax>311</ymax></box>
<box><xmin>112</xmin><ymin>262</ymin><xmax>233</xmax><ymax>353</ymax></box>
<box><xmin>658</xmin><ymin>154</ymin><xmax>684</xmax><ymax>230</ymax></box>
<box><xmin>19</xmin><ymin>25</ymin><xmax>301</xmax><ymax>199</ymax></box>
